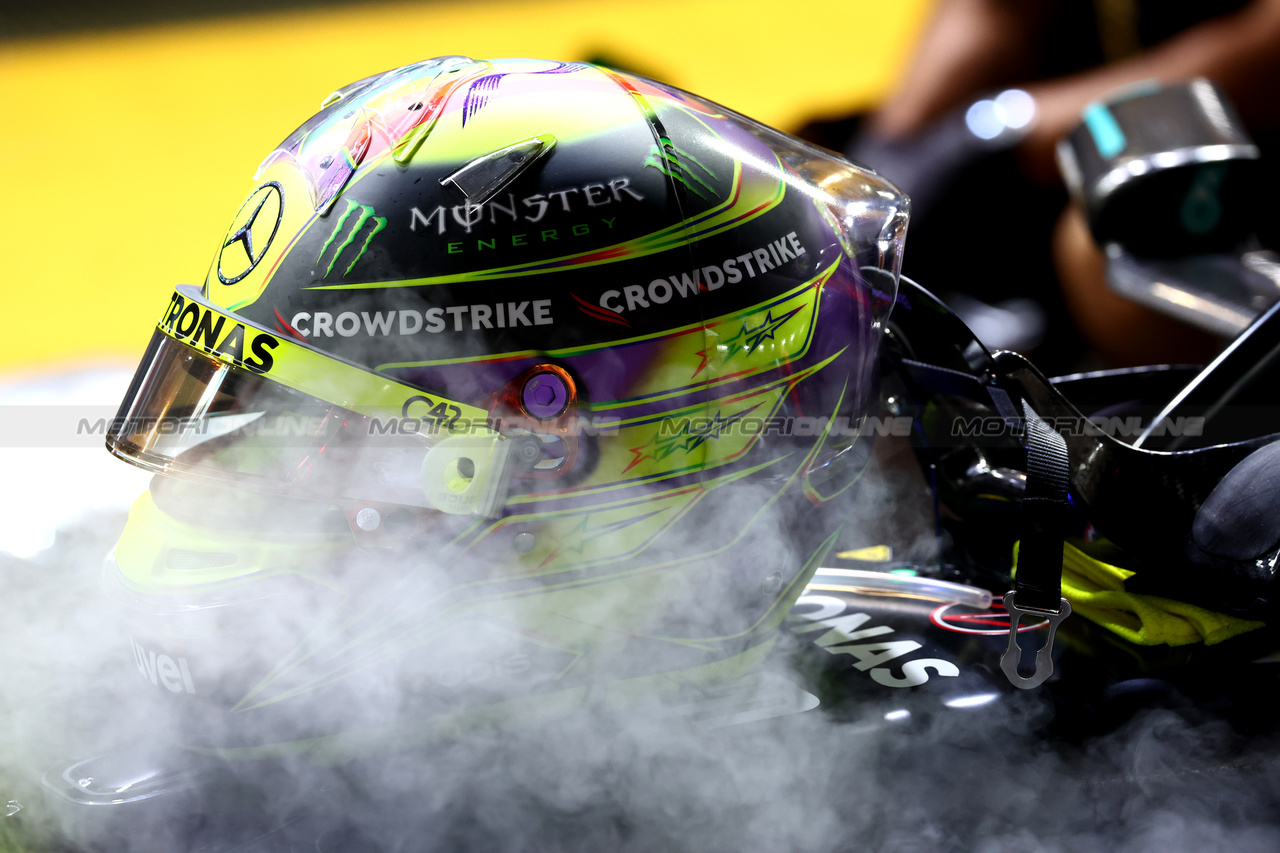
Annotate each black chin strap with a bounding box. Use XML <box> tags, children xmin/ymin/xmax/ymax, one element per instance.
<box><xmin>1000</xmin><ymin>400</ymin><xmax>1072</xmax><ymax>689</ymax></box>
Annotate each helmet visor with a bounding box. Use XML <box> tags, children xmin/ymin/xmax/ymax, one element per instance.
<box><xmin>108</xmin><ymin>286</ymin><xmax>512</xmax><ymax>517</ymax></box>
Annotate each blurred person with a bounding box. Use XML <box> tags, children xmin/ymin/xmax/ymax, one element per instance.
<box><xmin>802</xmin><ymin>0</ymin><xmax>1280</xmax><ymax>367</ymax></box>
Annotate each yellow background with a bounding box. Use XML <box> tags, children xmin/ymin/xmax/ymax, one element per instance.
<box><xmin>0</xmin><ymin>0</ymin><xmax>930</xmax><ymax>377</ymax></box>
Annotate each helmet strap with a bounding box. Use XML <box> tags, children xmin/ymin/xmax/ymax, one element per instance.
<box><xmin>1000</xmin><ymin>400</ymin><xmax>1072</xmax><ymax>689</ymax></box>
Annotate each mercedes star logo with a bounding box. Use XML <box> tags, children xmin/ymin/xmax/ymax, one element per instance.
<box><xmin>217</xmin><ymin>182</ymin><xmax>284</xmax><ymax>285</ymax></box>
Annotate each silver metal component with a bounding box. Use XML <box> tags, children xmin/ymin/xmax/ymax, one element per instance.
<box><xmin>1090</xmin><ymin>143</ymin><xmax>1258</xmax><ymax>203</ymax></box>
<box><xmin>1243</xmin><ymin>250</ymin><xmax>1280</xmax><ymax>287</ymax></box>
<box><xmin>5</xmin><ymin>800</ymin><xmax>20</xmax><ymax>818</ymax></box>
<box><xmin>513</xmin><ymin>532</ymin><xmax>535</xmax><ymax>553</ymax></box>
<box><xmin>812</xmin><ymin>568</ymin><xmax>993</xmax><ymax>609</ymax></box>
<box><xmin>440</xmin><ymin>134</ymin><xmax>556</xmax><ymax>204</ymax></box>
<box><xmin>999</xmin><ymin>592</ymin><xmax>1071</xmax><ymax>689</ymax></box>
<box><xmin>1059</xmin><ymin>79</ymin><xmax>1257</xmax><ymax>215</ymax></box>
<box><xmin>1105</xmin><ymin>244</ymin><xmax>1280</xmax><ymax>336</ymax></box>
<box><xmin>1058</xmin><ymin>79</ymin><xmax>1280</xmax><ymax>335</ymax></box>
<box><xmin>1190</xmin><ymin>78</ymin><xmax>1236</xmax><ymax>137</ymax></box>
<box><xmin>355</xmin><ymin>507</ymin><xmax>381</xmax><ymax>531</ymax></box>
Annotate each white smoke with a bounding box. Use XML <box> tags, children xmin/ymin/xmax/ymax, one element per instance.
<box><xmin>0</xmin><ymin>369</ymin><xmax>151</xmax><ymax>558</ymax></box>
<box><xmin>3</xmin><ymin>370</ymin><xmax>1280</xmax><ymax>853</ymax></box>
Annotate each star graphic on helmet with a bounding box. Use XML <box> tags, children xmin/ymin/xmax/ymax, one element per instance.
<box><xmin>623</xmin><ymin>404</ymin><xmax>762</xmax><ymax>473</ymax></box>
<box><xmin>721</xmin><ymin>307</ymin><xmax>803</xmax><ymax>359</ymax></box>
<box><xmin>222</xmin><ymin>192</ymin><xmax>275</xmax><ymax>264</ymax></box>
<box><xmin>536</xmin><ymin>507</ymin><xmax>670</xmax><ymax>567</ymax></box>
<box><xmin>561</xmin><ymin>509</ymin><xmax>668</xmax><ymax>555</ymax></box>
<box><xmin>216</xmin><ymin>182</ymin><xmax>283</xmax><ymax>285</ymax></box>
<box><xmin>223</xmin><ymin>221</ymin><xmax>255</xmax><ymax>261</ymax></box>
<box><xmin>693</xmin><ymin>307</ymin><xmax>803</xmax><ymax>377</ymax></box>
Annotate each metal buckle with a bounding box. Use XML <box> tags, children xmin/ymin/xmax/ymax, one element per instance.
<box><xmin>999</xmin><ymin>592</ymin><xmax>1071</xmax><ymax>689</ymax></box>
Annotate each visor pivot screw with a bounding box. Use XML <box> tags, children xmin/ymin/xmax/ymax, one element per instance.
<box><xmin>512</xmin><ymin>436</ymin><xmax>543</xmax><ymax>471</ymax></box>
<box><xmin>356</xmin><ymin>507</ymin><xmax>382</xmax><ymax>532</ymax></box>
<box><xmin>513</xmin><ymin>532</ymin><xmax>536</xmax><ymax>553</ymax></box>
<box><xmin>522</xmin><ymin>373</ymin><xmax>569</xmax><ymax>418</ymax></box>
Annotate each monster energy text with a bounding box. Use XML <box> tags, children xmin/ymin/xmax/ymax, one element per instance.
<box><xmin>408</xmin><ymin>178</ymin><xmax>645</xmax><ymax>240</ymax></box>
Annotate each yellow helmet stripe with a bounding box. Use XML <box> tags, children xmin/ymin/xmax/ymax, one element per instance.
<box><xmin>158</xmin><ymin>285</ymin><xmax>492</xmax><ymax>429</ymax></box>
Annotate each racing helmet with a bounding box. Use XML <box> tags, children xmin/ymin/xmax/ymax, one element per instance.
<box><xmin>103</xmin><ymin>57</ymin><xmax>909</xmax><ymax>754</ymax></box>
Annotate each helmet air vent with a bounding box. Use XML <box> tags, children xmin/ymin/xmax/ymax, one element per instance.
<box><xmin>439</xmin><ymin>134</ymin><xmax>557</xmax><ymax>204</ymax></box>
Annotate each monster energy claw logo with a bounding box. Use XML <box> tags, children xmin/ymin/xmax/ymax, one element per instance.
<box><xmin>318</xmin><ymin>199</ymin><xmax>386</xmax><ymax>277</ymax></box>
<box><xmin>644</xmin><ymin>137</ymin><xmax>719</xmax><ymax>199</ymax></box>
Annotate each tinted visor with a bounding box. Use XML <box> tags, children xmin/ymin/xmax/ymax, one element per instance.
<box><xmin>108</xmin><ymin>325</ymin><xmax>514</xmax><ymax>517</ymax></box>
